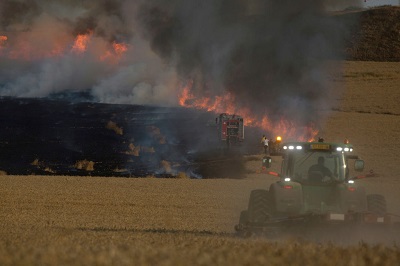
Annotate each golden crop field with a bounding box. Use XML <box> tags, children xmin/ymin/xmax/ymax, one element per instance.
<box><xmin>1</xmin><ymin>61</ymin><xmax>400</xmax><ymax>265</ymax></box>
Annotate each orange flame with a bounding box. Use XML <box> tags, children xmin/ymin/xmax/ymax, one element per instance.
<box><xmin>1</xmin><ymin>32</ymin><xmax>130</xmax><ymax>63</ymax></box>
<box><xmin>100</xmin><ymin>41</ymin><xmax>129</xmax><ymax>62</ymax></box>
<box><xmin>178</xmin><ymin>81</ymin><xmax>318</xmax><ymax>141</ymax></box>
<box><xmin>1</xmin><ymin>33</ymin><xmax>73</xmax><ymax>60</ymax></box>
<box><xmin>113</xmin><ymin>42</ymin><xmax>128</xmax><ymax>56</ymax></box>
<box><xmin>0</xmin><ymin>35</ymin><xmax>7</xmax><ymax>55</ymax></box>
<box><xmin>0</xmin><ymin>35</ymin><xmax>7</xmax><ymax>45</ymax></box>
<box><xmin>71</xmin><ymin>33</ymin><xmax>92</xmax><ymax>54</ymax></box>
<box><xmin>179</xmin><ymin>81</ymin><xmax>238</xmax><ymax>114</ymax></box>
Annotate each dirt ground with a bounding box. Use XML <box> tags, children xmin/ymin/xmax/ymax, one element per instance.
<box><xmin>1</xmin><ymin>61</ymin><xmax>400</xmax><ymax>265</ymax></box>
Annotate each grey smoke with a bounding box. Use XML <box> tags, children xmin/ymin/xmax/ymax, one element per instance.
<box><xmin>136</xmin><ymin>0</ymin><xmax>361</xmax><ymax>134</ymax></box>
<box><xmin>0</xmin><ymin>0</ymin><xmax>361</xmax><ymax>137</ymax></box>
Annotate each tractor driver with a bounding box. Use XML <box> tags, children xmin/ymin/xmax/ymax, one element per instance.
<box><xmin>308</xmin><ymin>156</ymin><xmax>333</xmax><ymax>181</ymax></box>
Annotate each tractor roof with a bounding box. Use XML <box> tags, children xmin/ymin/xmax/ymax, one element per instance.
<box><xmin>282</xmin><ymin>141</ymin><xmax>354</xmax><ymax>153</ymax></box>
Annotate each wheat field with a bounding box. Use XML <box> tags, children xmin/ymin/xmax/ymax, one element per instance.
<box><xmin>1</xmin><ymin>61</ymin><xmax>400</xmax><ymax>265</ymax></box>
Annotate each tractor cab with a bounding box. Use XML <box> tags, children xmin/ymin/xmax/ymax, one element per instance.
<box><xmin>265</xmin><ymin>139</ymin><xmax>366</xmax><ymax>213</ymax></box>
<box><xmin>264</xmin><ymin>139</ymin><xmax>365</xmax><ymax>184</ymax></box>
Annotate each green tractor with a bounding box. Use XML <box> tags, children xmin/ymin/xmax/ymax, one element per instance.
<box><xmin>236</xmin><ymin>140</ymin><xmax>390</xmax><ymax>237</ymax></box>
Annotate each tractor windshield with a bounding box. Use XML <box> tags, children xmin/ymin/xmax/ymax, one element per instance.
<box><xmin>287</xmin><ymin>151</ymin><xmax>346</xmax><ymax>183</ymax></box>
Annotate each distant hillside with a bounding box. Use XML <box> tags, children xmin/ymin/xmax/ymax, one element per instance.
<box><xmin>339</xmin><ymin>6</ymin><xmax>400</xmax><ymax>61</ymax></box>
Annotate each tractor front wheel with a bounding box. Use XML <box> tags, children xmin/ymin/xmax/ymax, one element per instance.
<box><xmin>247</xmin><ymin>189</ymin><xmax>274</xmax><ymax>225</ymax></box>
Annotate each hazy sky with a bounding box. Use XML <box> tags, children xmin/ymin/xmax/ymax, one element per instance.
<box><xmin>364</xmin><ymin>0</ymin><xmax>399</xmax><ymax>7</ymax></box>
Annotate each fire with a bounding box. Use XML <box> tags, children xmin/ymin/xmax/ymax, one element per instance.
<box><xmin>71</xmin><ymin>34</ymin><xmax>129</xmax><ymax>62</ymax></box>
<box><xmin>100</xmin><ymin>41</ymin><xmax>129</xmax><ymax>62</ymax></box>
<box><xmin>113</xmin><ymin>42</ymin><xmax>128</xmax><ymax>56</ymax></box>
<box><xmin>0</xmin><ymin>35</ymin><xmax>7</xmax><ymax>55</ymax></box>
<box><xmin>0</xmin><ymin>35</ymin><xmax>7</xmax><ymax>45</ymax></box>
<box><xmin>178</xmin><ymin>81</ymin><xmax>319</xmax><ymax>141</ymax></box>
<box><xmin>1</xmin><ymin>33</ymin><xmax>75</xmax><ymax>60</ymax></box>
<box><xmin>179</xmin><ymin>81</ymin><xmax>238</xmax><ymax>114</ymax></box>
<box><xmin>0</xmin><ymin>31</ymin><xmax>129</xmax><ymax>63</ymax></box>
<box><xmin>71</xmin><ymin>33</ymin><xmax>92</xmax><ymax>54</ymax></box>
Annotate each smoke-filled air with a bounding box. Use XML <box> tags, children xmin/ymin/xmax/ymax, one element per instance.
<box><xmin>0</xmin><ymin>0</ymin><xmax>362</xmax><ymax>140</ymax></box>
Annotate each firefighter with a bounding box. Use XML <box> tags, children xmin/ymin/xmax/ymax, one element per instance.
<box><xmin>261</xmin><ymin>135</ymin><xmax>269</xmax><ymax>154</ymax></box>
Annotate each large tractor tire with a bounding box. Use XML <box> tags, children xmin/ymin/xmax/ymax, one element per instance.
<box><xmin>247</xmin><ymin>189</ymin><xmax>274</xmax><ymax>225</ymax></box>
<box><xmin>367</xmin><ymin>194</ymin><xmax>387</xmax><ymax>215</ymax></box>
<box><xmin>338</xmin><ymin>185</ymin><xmax>367</xmax><ymax>213</ymax></box>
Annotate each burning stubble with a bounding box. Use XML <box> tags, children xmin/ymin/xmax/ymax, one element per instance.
<box><xmin>0</xmin><ymin>0</ymin><xmax>361</xmax><ymax>139</ymax></box>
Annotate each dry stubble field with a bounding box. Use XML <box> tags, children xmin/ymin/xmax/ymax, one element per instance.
<box><xmin>1</xmin><ymin>61</ymin><xmax>400</xmax><ymax>265</ymax></box>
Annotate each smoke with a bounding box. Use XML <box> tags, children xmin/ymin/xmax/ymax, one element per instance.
<box><xmin>136</xmin><ymin>0</ymin><xmax>361</xmax><ymax>131</ymax></box>
<box><xmin>0</xmin><ymin>0</ymin><xmax>178</xmax><ymax>105</ymax></box>
<box><xmin>0</xmin><ymin>0</ymin><xmax>361</xmax><ymax>134</ymax></box>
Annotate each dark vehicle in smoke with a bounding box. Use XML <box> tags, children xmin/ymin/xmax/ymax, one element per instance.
<box><xmin>235</xmin><ymin>139</ymin><xmax>392</xmax><ymax>237</ymax></box>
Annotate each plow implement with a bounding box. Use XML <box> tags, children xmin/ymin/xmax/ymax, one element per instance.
<box><xmin>235</xmin><ymin>211</ymin><xmax>400</xmax><ymax>242</ymax></box>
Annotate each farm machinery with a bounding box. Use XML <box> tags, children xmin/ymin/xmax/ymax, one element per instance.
<box><xmin>235</xmin><ymin>139</ymin><xmax>395</xmax><ymax>237</ymax></box>
<box><xmin>215</xmin><ymin>113</ymin><xmax>244</xmax><ymax>147</ymax></box>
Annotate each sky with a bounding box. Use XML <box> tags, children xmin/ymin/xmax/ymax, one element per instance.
<box><xmin>363</xmin><ymin>0</ymin><xmax>399</xmax><ymax>7</ymax></box>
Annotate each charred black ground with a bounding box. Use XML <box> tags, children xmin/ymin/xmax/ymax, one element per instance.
<box><xmin>0</xmin><ymin>97</ymin><xmax>261</xmax><ymax>177</ymax></box>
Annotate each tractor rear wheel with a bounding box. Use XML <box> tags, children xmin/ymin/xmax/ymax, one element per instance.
<box><xmin>367</xmin><ymin>194</ymin><xmax>387</xmax><ymax>215</ymax></box>
<box><xmin>239</xmin><ymin>210</ymin><xmax>249</xmax><ymax>225</ymax></box>
<box><xmin>248</xmin><ymin>189</ymin><xmax>274</xmax><ymax>225</ymax></box>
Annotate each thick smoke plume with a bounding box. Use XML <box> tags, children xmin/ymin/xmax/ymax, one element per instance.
<box><xmin>0</xmin><ymin>0</ymin><xmax>360</xmax><ymax>137</ymax></box>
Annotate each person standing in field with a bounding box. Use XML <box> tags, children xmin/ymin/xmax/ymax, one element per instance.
<box><xmin>261</xmin><ymin>135</ymin><xmax>269</xmax><ymax>154</ymax></box>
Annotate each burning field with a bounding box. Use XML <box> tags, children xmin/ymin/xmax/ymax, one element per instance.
<box><xmin>1</xmin><ymin>60</ymin><xmax>400</xmax><ymax>264</ymax></box>
<box><xmin>0</xmin><ymin>97</ymin><xmax>256</xmax><ymax>178</ymax></box>
<box><xmin>1</xmin><ymin>1</ymin><xmax>400</xmax><ymax>265</ymax></box>
<box><xmin>3</xmin><ymin>1</ymin><xmax>395</xmax><ymax>178</ymax></box>
<box><xmin>0</xmin><ymin>0</ymin><xmax>353</xmax><ymax>140</ymax></box>
<box><xmin>1</xmin><ymin>0</ymin><xmax>343</xmax><ymax>177</ymax></box>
